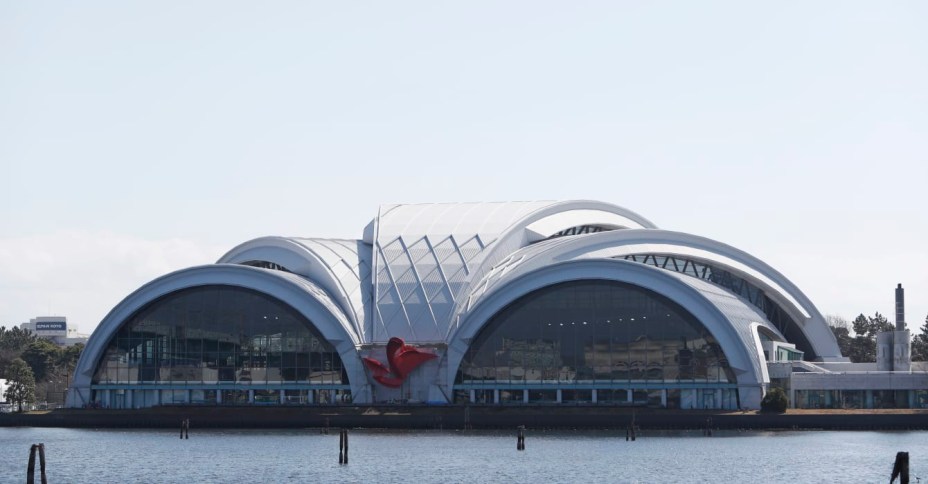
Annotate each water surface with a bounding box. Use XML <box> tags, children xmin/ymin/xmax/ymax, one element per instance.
<box><xmin>1</xmin><ymin>428</ymin><xmax>922</xmax><ymax>483</ymax></box>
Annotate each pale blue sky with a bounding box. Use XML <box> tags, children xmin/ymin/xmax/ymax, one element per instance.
<box><xmin>1</xmin><ymin>2</ymin><xmax>926</xmax><ymax>335</ymax></box>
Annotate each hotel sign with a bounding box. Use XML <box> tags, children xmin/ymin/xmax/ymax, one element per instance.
<box><xmin>35</xmin><ymin>322</ymin><xmax>66</xmax><ymax>331</ymax></box>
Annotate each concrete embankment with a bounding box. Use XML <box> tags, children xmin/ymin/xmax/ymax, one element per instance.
<box><xmin>4</xmin><ymin>406</ymin><xmax>928</xmax><ymax>430</ymax></box>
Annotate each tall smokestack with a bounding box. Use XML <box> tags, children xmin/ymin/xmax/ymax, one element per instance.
<box><xmin>896</xmin><ymin>283</ymin><xmax>906</xmax><ymax>331</ymax></box>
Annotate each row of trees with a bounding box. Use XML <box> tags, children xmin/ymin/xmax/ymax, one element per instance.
<box><xmin>828</xmin><ymin>312</ymin><xmax>928</xmax><ymax>363</ymax></box>
<box><xmin>0</xmin><ymin>326</ymin><xmax>83</xmax><ymax>412</ymax></box>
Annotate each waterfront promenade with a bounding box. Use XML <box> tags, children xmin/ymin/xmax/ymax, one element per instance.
<box><xmin>3</xmin><ymin>406</ymin><xmax>928</xmax><ymax>430</ymax></box>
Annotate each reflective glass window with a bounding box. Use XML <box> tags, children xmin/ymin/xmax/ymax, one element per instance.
<box><xmin>92</xmin><ymin>285</ymin><xmax>347</xmax><ymax>386</ymax></box>
<box><xmin>456</xmin><ymin>280</ymin><xmax>735</xmax><ymax>385</ymax></box>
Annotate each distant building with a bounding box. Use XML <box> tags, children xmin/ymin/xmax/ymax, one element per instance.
<box><xmin>774</xmin><ymin>284</ymin><xmax>928</xmax><ymax>409</ymax></box>
<box><xmin>20</xmin><ymin>316</ymin><xmax>88</xmax><ymax>347</ymax></box>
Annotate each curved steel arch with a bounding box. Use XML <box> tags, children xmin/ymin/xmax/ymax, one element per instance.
<box><xmin>218</xmin><ymin>236</ymin><xmax>369</xmax><ymax>341</ymax></box>
<box><xmin>66</xmin><ymin>264</ymin><xmax>368</xmax><ymax>407</ymax></box>
<box><xmin>443</xmin><ymin>200</ymin><xmax>658</xmax><ymax>338</ymax></box>
<box><xmin>457</xmin><ymin>229</ymin><xmax>843</xmax><ymax>361</ymax></box>
<box><xmin>445</xmin><ymin>259</ymin><xmax>774</xmax><ymax>408</ymax></box>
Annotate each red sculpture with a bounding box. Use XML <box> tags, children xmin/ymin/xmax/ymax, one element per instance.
<box><xmin>363</xmin><ymin>337</ymin><xmax>437</xmax><ymax>388</ymax></box>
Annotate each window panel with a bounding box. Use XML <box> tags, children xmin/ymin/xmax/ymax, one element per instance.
<box><xmin>455</xmin><ymin>280</ymin><xmax>734</xmax><ymax>386</ymax></box>
<box><xmin>92</xmin><ymin>285</ymin><xmax>348</xmax><ymax>388</ymax></box>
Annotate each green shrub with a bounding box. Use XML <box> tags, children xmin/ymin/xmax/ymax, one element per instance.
<box><xmin>760</xmin><ymin>387</ymin><xmax>788</xmax><ymax>413</ymax></box>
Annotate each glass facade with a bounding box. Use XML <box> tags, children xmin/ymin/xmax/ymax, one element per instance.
<box><xmin>622</xmin><ymin>253</ymin><xmax>816</xmax><ymax>359</ymax></box>
<box><xmin>793</xmin><ymin>389</ymin><xmax>922</xmax><ymax>409</ymax></box>
<box><xmin>91</xmin><ymin>285</ymin><xmax>349</xmax><ymax>406</ymax></box>
<box><xmin>454</xmin><ymin>280</ymin><xmax>737</xmax><ymax>407</ymax></box>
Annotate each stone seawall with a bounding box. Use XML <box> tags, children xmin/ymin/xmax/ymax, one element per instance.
<box><xmin>4</xmin><ymin>406</ymin><xmax>928</xmax><ymax>430</ymax></box>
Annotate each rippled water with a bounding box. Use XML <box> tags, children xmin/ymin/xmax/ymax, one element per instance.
<box><xmin>1</xmin><ymin>427</ymin><xmax>925</xmax><ymax>483</ymax></box>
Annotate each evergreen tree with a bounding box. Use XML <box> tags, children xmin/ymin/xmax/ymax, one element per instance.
<box><xmin>913</xmin><ymin>313</ymin><xmax>928</xmax><ymax>362</ymax></box>
<box><xmin>57</xmin><ymin>343</ymin><xmax>84</xmax><ymax>370</ymax></box>
<box><xmin>5</xmin><ymin>358</ymin><xmax>36</xmax><ymax>412</ymax></box>
<box><xmin>21</xmin><ymin>339</ymin><xmax>60</xmax><ymax>382</ymax></box>
<box><xmin>0</xmin><ymin>326</ymin><xmax>38</xmax><ymax>376</ymax></box>
<box><xmin>827</xmin><ymin>315</ymin><xmax>853</xmax><ymax>358</ymax></box>
<box><xmin>845</xmin><ymin>312</ymin><xmax>895</xmax><ymax>363</ymax></box>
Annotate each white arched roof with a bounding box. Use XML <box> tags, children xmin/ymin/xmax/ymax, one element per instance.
<box><xmin>444</xmin><ymin>259</ymin><xmax>781</xmax><ymax>404</ymax></box>
<box><xmin>218</xmin><ymin>237</ymin><xmax>372</xmax><ymax>342</ymax></box>
<box><xmin>455</xmin><ymin>229</ymin><xmax>842</xmax><ymax>361</ymax></box>
<box><xmin>368</xmin><ymin>200</ymin><xmax>656</xmax><ymax>343</ymax></box>
<box><xmin>66</xmin><ymin>264</ymin><xmax>368</xmax><ymax>407</ymax></box>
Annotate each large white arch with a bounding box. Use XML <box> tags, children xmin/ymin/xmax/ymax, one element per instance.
<box><xmin>445</xmin><ymin>259</ymin><xmax>777</xmax><ymax>408</ymax></box>
<box><xmin>67</xmin><ymin>264</ymin><xmax>368</xmax><ymax>407</ymax></box>
<box><xmin>218</xmin><ymin>236</ymin><xmax>371</xmax><ymax>341</ymax></box>
<box><xmin>367</xmin><ymin>200</ymin><xmax>656</xmax><ymax>342</ymax></box>
<box><xmin>456</xmin><ymin>229</ymin><xmax>843</xmax><ymax>361</ymax></box>
<box><xmin>436</xmin><ymin>200</ymin><xmax>657</xmax><ymax>339</ymax></box>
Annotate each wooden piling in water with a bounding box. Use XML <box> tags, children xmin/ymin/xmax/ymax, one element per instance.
<box><xmin>38</xmin><ymin>443</ymin><xmax>46</xmax><ymax>484</ymax></box>
<box><xmin>338</xmin><ymin>429</ymin><xmax>349</xmax><ymax>464</ymax></box>
<box><xmin>27</xmin><ymin>443</ymin><xmax>47</xmax><ymax>484</ymax></box>
<box><xmin>27</xmin><ymin>445</ymin><xmax>36</xmax><ymax>484</ymax></box>
<box><xmin>517</xmin><ymin>425</ymin><xmax>525</xmax><ymax>450</ymax></box>
<box><xmin>891</xmin><ymin>451</ymin><xmax>909</xmax><ymax>484</ymax></box>
<box><xmin>627</xmin><ymin>413</ymin><xmax>637</xmax><ymax>441</ymax></box>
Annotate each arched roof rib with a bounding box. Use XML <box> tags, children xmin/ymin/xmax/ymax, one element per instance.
<box><xmin>218</xmin><ymin>236</ymin><xmax>372</xmax><ymax>342</ymax></box>
<box><xmin>444</xmin><ymin>259</ymin><xmax>779</xmax><ymax>399</ymax></box>
<box><xmin>370</xmin><ymin>201</ymin><xmax>560</xmax><ymax>343</ymax></box>
<box><xmin>620</xmin><ymin>252</ymin><xmax>817</xmax><ymax>358</ymax></box>
<box><xmin>370</xmin><ymin>200</ymin><xmax>656</xmax><ymax>343</ymax></box>
<box><xmin>66</xmin><ymin>264</ymin><xmax>368</xmax><ymax>407</ymax></box>
<box><xmin>454</xmin><ymin>229</ymin><xmax>842</xmax><ymax>361</ymax></box>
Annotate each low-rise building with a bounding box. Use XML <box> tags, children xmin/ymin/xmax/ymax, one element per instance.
<box><xmin>20</xmin><ymin>316</ymin><xmax>88</xmax><ymax>347</ymax></box>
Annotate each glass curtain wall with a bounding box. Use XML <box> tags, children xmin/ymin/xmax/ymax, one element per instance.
<box><xmin>92</xmin><ymin>285</ymin><xmax>347</xmax><ymax>390</ymax></box>
<box><xmin>455</xmin><ymin>280</ymin><xmax>735</xmax><ymax>399</ymax></box>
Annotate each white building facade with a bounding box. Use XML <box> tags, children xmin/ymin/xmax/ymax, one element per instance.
<box><xmin>20</xmin><ymin>317</ymin><xmax>88</xmax><ymax>347</ymax></box>
<box><xmin>67</xmin><ymin>201</ymin><xmax>853</xmax><ymax>410</ymax></box>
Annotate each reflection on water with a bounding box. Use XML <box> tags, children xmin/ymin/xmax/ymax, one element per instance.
<box><xmin>0</xmin><ymin>428</ymin><xmax>925</xmax><ymax>483</ymax></box>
